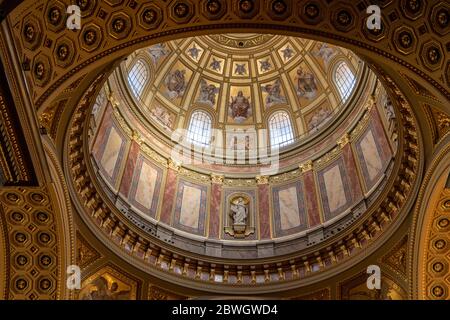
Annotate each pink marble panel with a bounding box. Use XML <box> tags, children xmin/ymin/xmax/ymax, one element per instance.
<box><xmin>258</xmin><ymin>184</ymin><xmax>271</xmax><ymax>239</ymax></box>
<box><xmin>159</xmin><ymin>169</ymin><xmax>177</xmax><ymax>224</ymax></box>
<box><xmin>92</xmin><ymin>102</ymin><xmax>113</xmax><ymax>160</ymax></box>
<box><xmin>370</xmin><ymin>107</ymin><xmax>392</xmax><ymax>161</ymax></box>
<box><xmin>342</xmin><ymin>144</ymin><xmax>363</xmax><ymax>203</ymax></box>
<box><xmin>303</xmin><ymin>170</ymin><xmax>321</xmax><ymax>227</ymax></box>
<box><xmin>209</xmin><ymin>183</ymin><xmax>222</xmax><ymax>239</ymax></box>
<box><xmin>119</xmin><ymin>141</ymin><xmax>140</xmax><ymax>197</ymax></box>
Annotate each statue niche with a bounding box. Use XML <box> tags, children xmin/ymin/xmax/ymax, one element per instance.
<box><xmin>225</xmin><ymin>195</ymin><xmax>255</xmax><ymax>238</ymax></box>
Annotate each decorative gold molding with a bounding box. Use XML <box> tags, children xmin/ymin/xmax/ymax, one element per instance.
<box><xmin>299</xmin><ymin>160</ymin><xmax>313</xmax><ymax>173</ymax></box>
<box><xmin>211</xmin><ymin>173</ymin><xmax>224</xmax><ymax>184</ymax></box>
<box><xmin>337</xmin><ymin>133</ymin><xmax>351</xmax><ymax>148</ymax></box>
<box><xmin>255</xmin><ymin>175</ymin><xmax>269</xmax><ymax>185</ymax></box>
<box><xmin>167</xmin><ymin>158</ymin><xmax>181</xmax><ymax>171</ymax></box>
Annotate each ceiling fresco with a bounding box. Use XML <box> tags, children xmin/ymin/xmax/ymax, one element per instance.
<box><xmin>120</xmin><ymin>34</ymin><xmax>361</xmax><ymax>144</ymax></box>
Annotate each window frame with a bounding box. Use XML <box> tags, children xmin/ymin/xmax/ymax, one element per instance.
<box><xmin>186</xmin><ymin>110</ymin><xmax>213</xmax><ymax>147</ymax></box>
<box><xmin>268</xmin><ymin>110</ymin><xmax>295</xmax><ymax>148</ymax></box>
<box><xmin>334</xmin><ymin>60</ymin><xmax>356</xmax><ymax>103</ymax></box>
<box><xmin>127</xmin><ymin>59</ymin><xmax>149</xmax><ymax>98</ymax></box>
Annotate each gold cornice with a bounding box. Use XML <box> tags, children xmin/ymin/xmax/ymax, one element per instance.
<box><xmin>269</xmin><ymin>168</ymin><xmax>302</xmax><ymax>184</ymax></box>
<box><xmin>314</xmin><ymin>146</ymin><xmax>341</xmax><ymax>169</ymax></box>
<box><xmin>178</xmin><ymin>167</ymin><xmax>211</xmax><ymax>183</ymax></box>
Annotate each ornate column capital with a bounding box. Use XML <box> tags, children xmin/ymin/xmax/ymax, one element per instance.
<box><xmin>211</xmin><ymin>173</ymin><xmax>224</xmax><ymax>184</ymax></box>
<box><xmin>367</xmin><ymin>94</ymin><xmax>376</xmax><ymax>111</ymax></box>
<box><xmin>299</xmin><ymin>160</ymin><xmax>313</xmax><ymax>173</ymax></box>
<box><xmin>108</xmin><ymin>91</ymin><xmax>119</xmax><ymax>108</ymax></box>
<box><xmin>256</xmin><ymin>175</ymin><xmax>269</xmax><ymax>185</ymax></box>
<box><xmin>337</xmin><ymin>133</ymin><xmax>351</xmax><ymax>148</ymax></box>
<box><xmin>167</xmin><ymin>158</ymin><xmax>181</xmax><ymax>171</ymax></box>
<box><xmin>131</xmin><ymin>129</ymin><xmax>142</xmax><ymax>145</ymax></box>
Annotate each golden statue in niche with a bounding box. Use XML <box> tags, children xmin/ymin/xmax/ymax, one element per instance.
<box><xmin>225</xmin><ymin>195</ymin><xmax>255</xmax><ymax>238</ymax></box>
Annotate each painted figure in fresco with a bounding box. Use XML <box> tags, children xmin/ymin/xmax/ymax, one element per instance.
<box><xmin>259</xmin><ymin>59</ymin><xmax>272</xmax><ymax>72</ymax></box>
<box><xmin>230</xmin><ymin>197</ymin><xmax>248</xmax><ymax>225</ymax></box>
<box><xmin>148</xmin><ymin>44</ymin><xmax>168</xmax><ymax>64</ymax></box>
<box><xmin>198</xmin><ymin>79</ymin><xmax>219</xmax><ymax>106</ymax></box>
<box><xmin>92</xmin><ymin>90</ymin><xmax>106</xmax><ymax>116</ymax></box>
<box><xmin>150</xmin><ymin>104</ymin><xmax>174</xmax><ymax>129</ymax></box>
<box><xmin>165</xmin><ymin>69</ymin><xmax>186</xmax><ymax>99</ymax></box>
<box><xmin>210</xmin><ymin>58</ymin><xmax>222</xmax><ymax>72</ymax></box>
<box><xmin>81</xmin><ymin>276</ymin><xmax>131</xmax><ymax>300</ymax></box>
<box><xmin>234</xmin><ymin>63</ymin><xmax>247</xmax><ymax>75</ymax></box>
<box><xmin>188</xmin><ymin>43</ymin><xmax>201</xmax><ymax>61</ymax></box>
<box><xmin>295</xmin><ymin>67</ymin><xmax>318</xmax><ymax>99</ymax></box>
<box><xmin>262</xmin><ymin>80</ymin><xmax>286</xmax><ymax>108</ymax></box>
<box><xmin>229</xmin><ymin>91</ymin><xmax>252</xmax><ymax>123</ymax></box>
<box><xmin>308</xmin><ymin>107</ymin><xmax>332</xmax><ymax>130</ymax></box>
<box><xmin>314</xmin><ymin>43</ymin><xmax>336</xmax><ymax>65</ymax></box>
<box><xmin>281</xmin><ymin>45</ymin><xmax>294</xmax><ymax>61</ymax></box>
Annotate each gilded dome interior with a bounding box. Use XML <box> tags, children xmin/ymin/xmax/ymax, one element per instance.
<box><xmin>119</xmin><ymin>34</ymin><xmax>362</xmax><ymax>153</ymax></box>
<box><xmin>87</xmin><ymin>33</ymin><xmax>397</xmax><ymax>257</ymax></box>
<box><xmin>1</xmin><ymin>0</ymin><xmax>448</xmax><ymax>301</ymax></box>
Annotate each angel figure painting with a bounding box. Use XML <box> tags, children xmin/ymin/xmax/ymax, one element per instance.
<box><xmin>295</xmin><ymin>67</ymin><xmax>318</xmax><ymax>100</ymax></box>
<box><xmin>313</xmin><ymin>43</ymin><xmax>336</xmax><ymax>67</ymax></box>
<box><xmin>197</xmin><ymin>79</ymin><xmax>220</xmax><ymax>107</ymax></box>
<box><xmin>307</xmin><ymin>106</ymin><xmax>332</xmax><ymax>131</ymax></box>
<box><xmin>148</xmin><ymin>43</ymin><xmax>168</xmax><ymax>65</ymax></box>
<box><xmin>149</xmin><ymin>104</ymin><xmax>175</xmax><ymax>129</ymax></box>
<box><xmin>80</xmin><ymin>276</ymin><xmax>132</xmax><ymax>300</ymax></box>
<box><xmin>165</xmin><ymin>69</ymin><xmax>186</xmax><ymax>100</ymax></box>
<box><xmin>228</xmin><ymin>91</ymin><xmax>252</xmax><ymax>124</ymax></box>
<box><xmin>262</xmin><ymin>80</ymin><xmax>286</xmax><ymax>108</ymax></box>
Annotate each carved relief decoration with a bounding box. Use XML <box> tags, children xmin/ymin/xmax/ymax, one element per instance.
<box><xmin>76</xmin><ymin>232</ymin><xmax>100</xmax><ymax>270</ymax></box>
<box><xmin>381</xmin><ymin>236</ymin><xmax>408</xmax><ymax>280</ymax></box>
<box><xmin>148</xmin><ymin>285</ymin><xmax>187</xmax><ymax>300</ymax></box>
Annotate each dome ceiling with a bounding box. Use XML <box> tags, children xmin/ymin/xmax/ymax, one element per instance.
<box><xmin>120</xmin><ymin>34</ymin><xmax>362</xmax><ymax>149</ymax></box>
<box><xmin>87</xmin><ymin>34</ymin><xmax>397</xmax><ymax>262</ymax></box>
<box><xmin>1</xmin><ymin>0</ymin><xmax>444</xmax><ymax>299</ymax></box>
